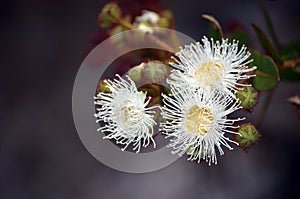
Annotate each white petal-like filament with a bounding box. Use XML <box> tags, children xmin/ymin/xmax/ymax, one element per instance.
<box><xmin>94</xmin><ymin>75</ymin><xmax>156</xmax><ymax>153</ymax></box>
<box><xmin>168</xmin><ymin>37</ymin><xmax>256</xmax><ymax>97</ymax></box>
<box><xmin>160</xmin><ymin>88</ymin><xmax>243</xmax><ymax>165</ymax></box>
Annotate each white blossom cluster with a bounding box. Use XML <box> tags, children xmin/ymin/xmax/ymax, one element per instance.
<box><xmin>94</xmin><ymin>37</ymin><xmax>256</xmax><ymax>165</ymax></box>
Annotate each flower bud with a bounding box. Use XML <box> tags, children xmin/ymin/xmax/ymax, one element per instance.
<box><xmin>127</xmin><ymin>62</ymin><xmax>144</xmax><ymax>83</ymax></box>
<box><xmin>236</xmin><ymin>86</ymin><xmax>258</xmax><ymax>110</ymax></box>
<box><xmin>158</xmin><ymin>10</ymin><xmax>173</xmax><ymax>28</ymax></box>
<box><xmin>98</xmin><ymin>2</ymin><xmax>121</xmax><ymax>28</ymax></box>
<box><xmin>142</xmin><ymin>61</ymin><xmax>169</xmax><ymax>84</ymax></box>
<box><xmin>235</xmin><ymin>123</ymin><xmax>261</xmax><ymax>152</ymax></box>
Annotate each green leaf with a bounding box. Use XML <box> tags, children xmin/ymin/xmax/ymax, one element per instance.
<box><xmin>202</xmin><ymin>14</ymin><xmax>223</xmax><ymax>41</ymax></box>
<box><xmin>278</xmin><ymin>40</ymin><xmax>300</xmax><ymax>81</ymax></box>
<box><xmin>280</xmin><ymin>70</ymin><xmax>300</xmax><ymax>82</ymax></box>
<box><xmin>252</xmin><ymin>24</ymin><xmax>283</xmax><ymax>67</ymax></box>
<box><xmin>279</xmin><ymin>39</ymin><xmax>300</xmax><ymax>60</ymax></box>
<box><xmin>252</xmin><ymin>50</ymin><xmax>280</xmax><ymax>91</ymax></box>
<box><xmin>208</xmin><ymin>23</ymin><xmax>222</xmax><ymax>41</ymax></box>
<box><xmin>227</xmin><ymin>28</ymin><xmax>252</xmax><ymax>48</ymax></box>
<box><xmin>258</xmin><ymin>0</ymin><xmax>280</xmax><ymax>49</ymax></box>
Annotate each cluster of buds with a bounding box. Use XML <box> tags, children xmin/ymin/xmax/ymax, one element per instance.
<box><xmin>98</xmin><ymin>2</ymin><xmax>174</xmax><ymax>36</ymax></box>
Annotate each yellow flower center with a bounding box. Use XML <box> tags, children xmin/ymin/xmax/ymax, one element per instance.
<box><xmin>195</xmin><ymin>61</ymin><xmax>222</xmax><ymax>86</ymax></box>
<box><xmin>185</xmin><ymin>105</ymin><xmax>214</xmax><ymax>136</ymax></box>
<box><xmin>121</xmin><ymin>105</ymin><xmax>142</xmax><ymax>125</ymax></box>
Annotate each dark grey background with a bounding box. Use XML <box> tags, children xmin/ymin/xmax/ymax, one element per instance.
<box><xmin>1</xmin><ymin>0</ymin><xmax>300</xmax><ymax>198</ymax></box>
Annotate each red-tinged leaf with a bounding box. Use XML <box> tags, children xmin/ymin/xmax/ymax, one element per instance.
<box><xmin>202</xmin><ymin>14</ymin><xmax>223</xmax><ymax>40</ymax></box>
<box><xmin>258</xmin><ymin>0</ymin><xmax>280</xmax><ymax>49</ymax></box>
<box><xmin>252</xmin><ymin>24</ymin><xmax>283</xmax><ymax>67</ymax></box>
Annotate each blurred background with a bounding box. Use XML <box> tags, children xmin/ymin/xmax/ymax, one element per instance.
<box><xmin>1</xmin><ymin>0</ymin><xmax>300</xmax><ymax>198</ymax></box>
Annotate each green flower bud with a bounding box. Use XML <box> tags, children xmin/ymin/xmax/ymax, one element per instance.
<box><xmin>142</xmin><ymin>61</ymin><xmax>169</xmax><ymax>84</ymax></box>
<box><xmin>109</xmin><ymin>25</ymin><xmax>127</xmax><ymax>47</ymax></box>
<box><xmin>128</xmin><ymin>63</ymin><xmax>144</xmax><ymax>83</ymax></box>
<box><xmin>98</xmin><ymin>2</ymin><xmax>121</xmax><ymax>28</ymax></box>
<box><xmin>160</xmin><ymin>10</ymin><xmax>173</xmax><ymax>21</ymax></box>
<box><xmin>236</xmin><ymin>86</ymin><xmax>258</xmax><ymax>110</ymax></box>
<box><xmin>235</xmin><ymin>123</ymin><xmax>261</xmax><ymax>152</ymax></box>
<box><xmin>158</xmin><ymin>10</ymin><xmax>173</xmax><ymax>28</ymax></box>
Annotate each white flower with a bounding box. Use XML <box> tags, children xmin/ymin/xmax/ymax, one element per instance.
<box><xmin>168</xmin><ymin>37</ymin><xmax>256</xmax><ymax>96</ymax></box>
<box><xmin>94</xmin><ymin>75</ymin><xmax>156</xmax><ymax>153</ymax></box>
<box><xmin>133</xmin><ymin>10</ymin><xmax>160</xmax><ymax>33</ymax></box>
<box><xmin>160</xmin><ymin>87</ymin><xmax>244</xmax><ymax>165</ymax></box>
